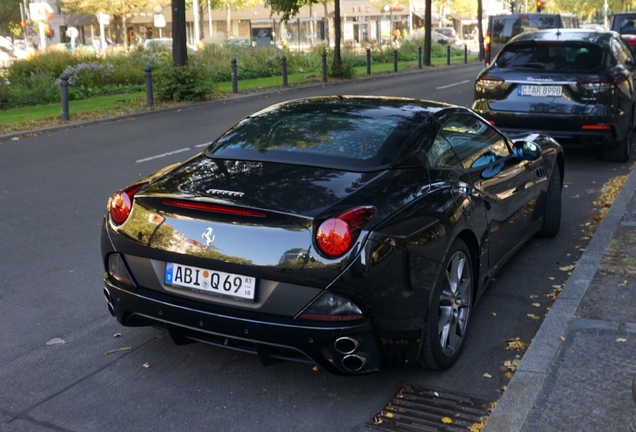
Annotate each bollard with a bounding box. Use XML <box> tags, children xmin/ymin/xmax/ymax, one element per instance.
<box><xmin>322</xmin><ymin>52</ymin><xmax>328</xmax><ymax>82</ymax></box>
<box><xmin>231</xmin><ymin>58</ymin><xmax>238</xmax><ymax>94</ymax></box>
<box><xmin>60</xmin><ymin>73</ymin><xmax>69</xmax><ymax>121</ymax></box>
<box><xmin>282</xmin><ymin>56</ymin><xmax>288</xmax><ymax>87</ymax></box>
<box><xmin>145</xmin><ymin>66</ymin><xmax>154</xmax><ymax>107</ymax></box>
<box><xmin>447</xmin><ymin>45</ymin><xmax>451</xmax><ymax>65</ymax></box>
<box><xmin>366</xmin><ymin>48</ymin><xmax>371</xmax><ymax>75</ymax></box>
<box><xmin>393</xmin><ymin>49</ymin><xmax>398</xmax><ymax>72</ymax></box>
<box><xmin>464</xmin><ymin>44</ymin><xmax>468</xmax><ymax>64</ymax></box>
<box><xmin>418</xmin><ymin>46</ymin><xmax>422</xmax><ymax>69</ymax></box>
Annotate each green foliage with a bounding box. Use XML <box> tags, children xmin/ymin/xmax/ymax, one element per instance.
<box><xmin>153</xmin><ymin>62</ymin><xmax>217</xmax><ymax>102</ymax></box>
<box><xmin>329</xmin><ymin>54</ymin><xmax>356</xmax><ymax>79</ymax></box>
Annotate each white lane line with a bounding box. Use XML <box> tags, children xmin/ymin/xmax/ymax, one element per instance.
<box><xmin>195</xmin><ymin>141</ymin><xmax>214</xmax><ymax>148</ymax></box>
<box><xmin>136</xmin><ymin>147</ymin><xmax>191</xmax><ymax>163</ymax></box>
<box><xmin>436</xmin><ymin>80</ymin><xmax>470</xmax><ymax>90</ymax></box>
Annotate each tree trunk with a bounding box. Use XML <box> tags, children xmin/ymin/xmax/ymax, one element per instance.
<box><xmin>332</xmin><ymin>0</ymin><xmax>342</xmax><ymax>72</ymax></box>
<box><xmin>322</xmin><ymin>1</ymin><xmax>330</xmax><ymax>47</ymax></box>
<box><xmin>172</xmin><ymin>0</ymin><xmax>188</xmax><ymax>66</ymax></box>
<box><xmin>424</xmin><ymin>0</ymin><xmax>431</xmax><ymax>66</ymax></box>
<box><xmin>226</xmin><ymin>4</ymin><xmax>231</xmax><ymax>39</ymax></box>
<box><xmin>477</xmin><ymin>0</ymin><xmax>483</xmax><ymax>60</ymax></box>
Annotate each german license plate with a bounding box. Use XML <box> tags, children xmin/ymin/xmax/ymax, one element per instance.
<box><xmin>165</xmin><ymin>262</ymin><xmax>256</xmax><ymax>300</ymax></box>
<box><xmin>519</xmin><ymin>85</ymin><xmax>562</xmax><ymax>97</ymax></box>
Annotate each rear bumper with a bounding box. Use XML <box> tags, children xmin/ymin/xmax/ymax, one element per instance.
<box><xmin>103</xmin><ymin>279</ymin><xmax>382</xmax><ymax>375</ymax></box>
<box><xmin>497</xmin><ymin>125</ymin><xmax>615</xmax><ymax>147</ymax></box>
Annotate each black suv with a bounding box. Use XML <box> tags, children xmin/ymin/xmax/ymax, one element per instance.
<box><xmin>485</xmin><ymin>13</ymin><xmax>579</xmax><ymax>65</ymax></box>
<box><xmin>473</xmin><ymin>29</ymin><xmax>635</xmax><ymax>162</ymax></box>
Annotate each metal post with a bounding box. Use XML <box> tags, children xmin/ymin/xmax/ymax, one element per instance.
<box><xmin>322</xmin><ymin>52</ymin><xmax>327</xmax><ymax>82</ymax></box>
<box><xmin>418</xmin><ymin>46</ymin><xmax>422</xmax><ymax>69</ymax></box>
<box><xmin>464</xmin><ymin>44</ymin><xmax>468</xmax><ymax>64</ymax></box>
<box><xmin>366</xmin><ymin>49</ymin><xmax>371</xmax><ymax>75</ymax></box>
<box><xmin>145</xmin><ymin>66</ymin><xmax>154</xmax><ymax>106</ymax></box>
<box><xmin>60</xmin><ymin>73</ymin><xmax>69</xmax><ymax>121</ymax></box>
<box><xmin>447</xmin><ymin>45</ymin><xmax>451</xmax><ymax>65</ymax></box>
<box><xmin>282</xmin><ymin>56</ymin><xmax>288</xmax><ymax>87</ymax></box>
<box><xmin>393</xmin><ymin>49</ymin><xmax>398</xmax><ymax>72</ymax></box>
<box><xmin>231</xmin><ymin>58</ymin><xmax>238</xmax><ymax>94</ymax></box>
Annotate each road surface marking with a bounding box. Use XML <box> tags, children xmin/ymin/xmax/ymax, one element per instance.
<box><xmin>136</xmin><ymin>148</ymin><xmax>191</xmax><ymax>163</ymax></box>
<box><xmin>436</xmin><ymin>80</ymin><xmax>470</xmax><ymax>89</ymax></box>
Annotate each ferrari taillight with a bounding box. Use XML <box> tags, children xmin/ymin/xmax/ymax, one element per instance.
<box><xmin>109</xmin><ymin>182</ymin><xmax>148</xmax><ymax>225</ymax></box>
<box><xmin>316</xmin><ymin>206</ymin><xmax>375</xmax><ymax>258</ymax></box>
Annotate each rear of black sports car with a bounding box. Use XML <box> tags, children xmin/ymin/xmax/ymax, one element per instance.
<box><xmin>100</xmin><ymin>97</ymin><xmax>468</xmax><ymax>375</ymax></box>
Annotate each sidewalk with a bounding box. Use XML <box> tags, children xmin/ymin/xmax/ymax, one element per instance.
<box><xmin>484</xmin><ymin>164</ymin><xmax>636</xmax><ymax>431</ymax></box>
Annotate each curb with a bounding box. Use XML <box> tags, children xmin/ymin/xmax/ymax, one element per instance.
<box><xmin>483</xmin><ymin>162</ymin><xmax>636</xmax><ymax>431</ymax></box>
<box><xmin>0</xmin><ymin>61</ymin><xmax>483</xmax><ymax>143</ymax></box>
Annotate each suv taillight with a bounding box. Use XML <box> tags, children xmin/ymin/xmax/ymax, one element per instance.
<box><xmin>476</xmin><ymin>76</ymin><xmax>504</xmax><ymax>92</ymax></box>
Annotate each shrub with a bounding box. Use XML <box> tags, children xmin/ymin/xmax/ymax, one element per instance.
<box><xmin>153</xmin><ymin>61</ymin><xmax>217</xmax><ymax>102</ymax></box>
<box><xmin>63</xmin><ymin>62</ymin><xmax>114</xmax><ymax>88</ymax></box>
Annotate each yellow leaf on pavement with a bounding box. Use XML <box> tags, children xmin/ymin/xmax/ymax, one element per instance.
<box><xmin>441</xmin><ymin>417</ymin><xmax>452</xmax><ymax>424</ymax></box>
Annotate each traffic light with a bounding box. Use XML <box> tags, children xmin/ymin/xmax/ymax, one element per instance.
<box><xmin>20</xmin><ymin>21</ymin><xmax>26</xmax><ymax>29</ymax></box>
<box><xmin>46</xmin><ymin>29</ymin><xmax>55</xmax><ymax>39</ymax></box>
<box><xmin>510</xmin><ymin>0</ymin><xmax>516</xmax><ymax>13</ymax></box>
<box><xmin>536</xmin><ymin>0</ymin><xmax>543</xmax><ymax>12</ymax></box>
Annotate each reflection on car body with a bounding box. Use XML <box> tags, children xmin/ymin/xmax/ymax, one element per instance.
<box><xmin>101</xmin><ymin>96</ymin><xmax>564</xmax><ymax>375</ymax></box>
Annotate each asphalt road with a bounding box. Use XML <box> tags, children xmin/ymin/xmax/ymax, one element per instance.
<box><xmin>1</xmin><ymin>64</ymin><xmax>634</xmax><ymax>431</ymax></box>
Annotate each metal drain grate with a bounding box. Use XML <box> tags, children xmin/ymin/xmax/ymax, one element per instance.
<box><xmin>367</xmin><ymin>384</ymin><xmax>493</xmax><ymax>431</ymax></box>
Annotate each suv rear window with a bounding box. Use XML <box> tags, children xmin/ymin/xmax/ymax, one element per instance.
<box><xmin>497</xmin><ymin>42</ymin><xmax>603</xmax><ymax>71</ymax></box>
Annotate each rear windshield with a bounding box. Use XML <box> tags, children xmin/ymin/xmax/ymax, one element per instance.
<box><xmin>617</xmin><ymin>16</ymin><xmax>636</xmax><ymax>35</ymax></box>
<box><xmin>491</xmin><ymin>15</ymin><xmax>575</xmax><ymax>44</ymax></box>
<box><xmin>497</xmin><ymin>42</ymin><xmax>603</xmax><ymax>71</ymax></box>
<box><xmin>205</xmin><ymin>100</ymin><xmax>429</xmax><ymax>171</ymax></box>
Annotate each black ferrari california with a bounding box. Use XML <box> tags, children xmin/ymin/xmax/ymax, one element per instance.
<box><xmin>101</xmin><ymin>96</ymin><xmax>564</xmax><ymax>375</ymax></box>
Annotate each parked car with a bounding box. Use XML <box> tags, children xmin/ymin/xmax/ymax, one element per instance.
<box><xmin>473</xmin><ymin>29</ymin><xmax>635</xmax><ymax>162</ymax></box>
<box><xmin>434</xmin><ymin>27</ymin><xmax>458</xmax><ymax>39</ymax></box>
<box><xmin>485</xmin><ymin>12</ymin><xmax>579</xmax><ymax>65</ymax></box>
<box><xmin>101</xmin><ymin>96</ymin><xmax>564</xmax><ymax>375</ymax></box>
<box><xmin>611</xmin><ymin>12</ymin><xmax>636</xmax><ymax>48</ymax></box>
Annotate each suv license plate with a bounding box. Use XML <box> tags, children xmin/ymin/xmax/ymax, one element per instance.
<box><xmin>519</xmin><ymin>85</ymin><xmax>562</xmax><ymax>97</ymax></box>
<box><xmin>165</xmin><ymin>262</ymin><xmax>256</xmax><ymax>301</ymax></box>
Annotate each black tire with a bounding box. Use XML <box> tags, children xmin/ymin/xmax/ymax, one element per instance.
<box><xmin>604</xmin><ymin>120</ymin><xmax>632</xmax><ymax>162</ymax></box>
<box><xmin>419</xmin><ymin>238</ymin><xmax>473</xmax><ymax>370</ymax></box>
<box><xmin>537</xmin><ymin>165</ymin><xmax>562</xmax><ymax>237</ymax></box>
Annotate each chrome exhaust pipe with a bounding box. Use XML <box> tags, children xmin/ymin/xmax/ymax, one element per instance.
<box><xmin>103</xmin><ymin>288</ymin><xmax>116</xmax><ymax>317</ymax></box>
<box><xmin>334</xmin><ymin>336</ymin><xmax>361</xmax><ymax>355</ymax></box>
<box><xmin>342</xmin><ymin>353</ymin><xmax>368</xmax><ymax>372</ymax></box>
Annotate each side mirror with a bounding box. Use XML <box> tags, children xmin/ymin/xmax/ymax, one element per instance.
<box><xmin>513</xmin><ymin>141</ymin><xmax>541</xmax><ymax>160</ymax></box>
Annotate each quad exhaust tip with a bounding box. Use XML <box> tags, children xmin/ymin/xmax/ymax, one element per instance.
<box><xmin>103</xmin><ymin>288</ymin><xmax>116</xmax><ymax>317</ymax></box>
<box><xmin>342</xmin><ymin>354</ymin><xmax>368</xmax><ymax>372</ymax></box>
<box><xmin>334</xmin><ymin>336</ymin><xmax>360</xmax><ymax>355</ymax></box>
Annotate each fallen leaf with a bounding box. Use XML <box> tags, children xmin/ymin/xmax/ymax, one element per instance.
<box><xmin>104</xmin><ymin>347</ymin><xmax>132</xmax><ymax>355</ymax></box>
<box><xmin>527</xmin><ymin>314</ymin><xmax>540</xmax><ymax>320</ymax></box>
<box><xmin>142</xmin><ymin>362</ymin><xmax>150</xmax><ymax>368</ymax></box>
<box><xmin>532</xmin><ymin>303</ymin><xmax>541</xmax><ymax>307</ymax></box>
<box><xmin>617</xmin><ymin>338</ymin><xmax>627</xmax><ymax>343</ymax></box>
<box><xmin>560</xmin><ymin>336</ymin><xmax>566</xmax><ymax>341</ymax></box>
<box><xmin>619</xmin><ymin>280</ymin><xmax>628</xmax><ymax>286</ymax></box>
<box><xmin>441</xmin><ymin>417</ymin><xmax>453</xmax><ymax>424</ymax></box>
<box><xmin>548</xmin><ymin>277</ymin><xmax>555</xmax><ymax>280</ymax></box>
<box><xmin>114</xmin><ymin>333</ymin><xmax>122</xmax><ymax>338</ymax></box>
<box><xmin>385</xmin><ymin>412</ymin><xmax>394</xmax><ymax>419</ymax></box>
<box><xmin>483</xmin><ymin>373</ymin><xmax>492</xmax><ymax>379</ymax></box>
<box><xmin>312</xmin><ymin>365</ymin><xmax>321</xmax><ymax>372</ymax></box>
<box><xmin>559</xmin><ymin>265</ymin><xmax>576</xmax><ymax>272</ymax></box>
<box><xmin>530</xmin><ymin>295</ymin><xmax>538</xmax><ymax>298</ymax></box>
<box><xmin>491</xmin><ymin>312</ymin><xmax>497</xmax><ymax>316</ymax></box>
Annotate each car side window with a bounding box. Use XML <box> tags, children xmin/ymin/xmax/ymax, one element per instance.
<box><xmin>440</xmin><ymin>115</ymin><xmax>511</xmax><ymax>169</ymax></box>
<box><xmin>426</xmin><ymin>135</ymin><xmax>462</xmax><ymax>168</ymax></box>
